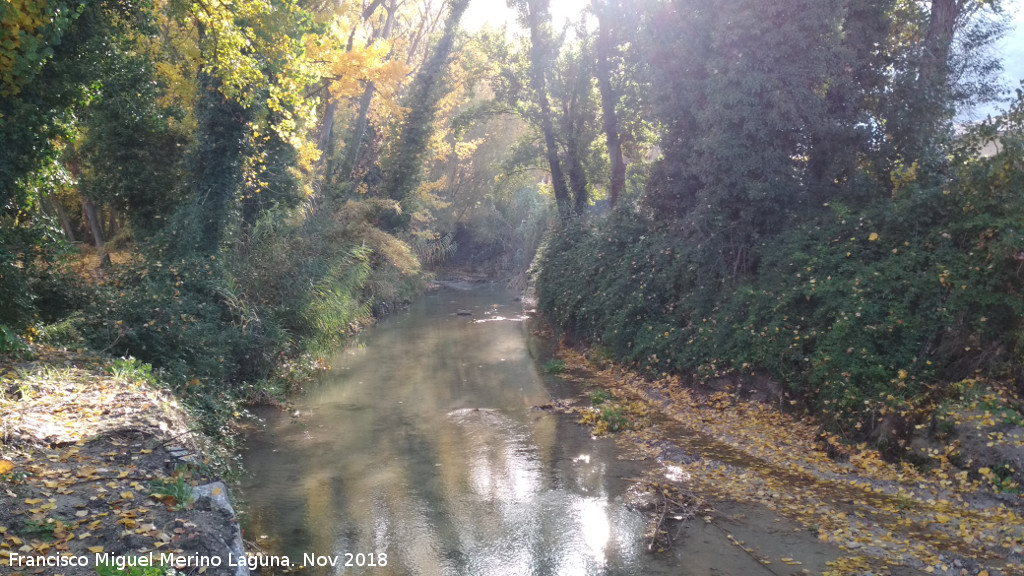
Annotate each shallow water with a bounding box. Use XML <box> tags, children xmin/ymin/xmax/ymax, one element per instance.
<box><xmin>240</xmin><ymin>285</ymin><xmax>680</xmax><ymax>575</ymax></box>
<box><xmin>239</xmin><ymin>284</ymin><xmax>844</xmax><ymax>576</ymax></box>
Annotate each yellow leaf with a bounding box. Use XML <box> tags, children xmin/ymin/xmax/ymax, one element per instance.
<box><xmin>23</xmin><ymin>498</ymin><xmax>42</xmax><ymax>505</ymax></box>
<box><xmin>120</xmin><ymin>492</ymin><xmax>134</xmax><ymax>499</ymax></box>
<box><xmin>87</xmin><ymin>546</ymin><xmax>104</xmax><ymax>554</ymax></box>
<box><xmin>868</xmin><ymin>233</ymin><xmax>879</xmax><ymax>242</ymax></box>
<box><xmin>0</xmin><ymin>461</ymin><xmax>14</xmax><ymax>474</ymax></box>
<box><xmin>935</xmin><ymin>514</ymin><xmax>951</xmax><ymax>523</ymax></box>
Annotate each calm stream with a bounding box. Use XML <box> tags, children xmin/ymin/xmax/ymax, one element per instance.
<box><xmin>240</xmin><ymin>284</ymin><xmax>829</xmax><ymax>575</ymax></box>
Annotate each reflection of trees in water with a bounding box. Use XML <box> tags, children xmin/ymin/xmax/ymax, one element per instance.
<box><xmin>243</xmin><ymin>287</ymin><xmax>650</xmax><ymax>575</ymax></box>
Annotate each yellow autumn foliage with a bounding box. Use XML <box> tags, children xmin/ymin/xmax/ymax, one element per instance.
<box><xmin>1</xmin><ymin>0</ymin><xmax>55</xmax><ymax>96</ymax></box>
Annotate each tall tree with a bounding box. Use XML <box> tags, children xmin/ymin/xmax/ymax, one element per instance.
<box><xmin>592</xmin><ymin>0</ymin><xmax>625</xmax><ymax>208</ymax></box>
<box><xmin>381</xmin><ymin>0</ymin><xmax>471</xmax><ymax>206</ymax></box>
<box><xmin>511</xmin><ymin>0</ymin><xmax>572</xmax><ymax>221</ymax></box>
<box><xmin>338</xmin><ymin>0</ymin><xmax>402</xmax><ymax>191</ymax></box>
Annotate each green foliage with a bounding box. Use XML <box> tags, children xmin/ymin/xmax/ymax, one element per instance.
<box><xmin>540</xmin><ymin>96</ymin><xmax>1024</xmax><ymax>437</ymax></box>
<box><xmin>542</xmin><ymin>358</ymin><xmax>565</xmax><ymax>374</ymax></box>
<box><xmin>21</xmin><ymin>518</ymin><xmax>64</xmax><ymax>542</ymax></box>
<box><xmin>0</xmin><ymin>468</ymin><xmax>29</xmax><ymax>485</ymax></box>
<box><xmin>0</xmin><ymin>325</ymin><xmax>29</xmax><ymax>355</ymax></box>
<box><xmin>77</xmin><ymin>198</ymin><xmax>397</xmax><ymax>427</ymax></box>
<box><xmin>149</xmin><ymin>466</ymin><xmax>195</xmax><ymax>511</ymax></box>
<box><xmin>536</xmin><ymin>0</ymin><xmax>1016</xmax><ymax>447</ymax></box>
<box><xmin>75</xmin><ymin>40</ymin><xmax>189</xmax><ymax>237</ymax></box>
<box><xmin>988</xmin><ymin>463</ymin><xmax>1021</xmax><ymax>494</ymax></box>
<box><xmin>35</xmin><ymin>312</ymin><xmax>85</xmax><ymax>347</ymax></box>
<box><xmin>599</xmin><ymin>405</ymin><xmax>628</xmax><ymax>432</ymax></box>
<box><xmin>108</xmin><ymin>357</ymin><xmax>157</xmax><ymax>385</ymax></box>
<box><xmin>590</xmin><ymin>389</ymin><xmax>611</xmax><ymax>405</ymax></box>
<box><xmin>381</xmin><ymin>0</ymin><xmax>471</xmax><ymax>208</ymax></box>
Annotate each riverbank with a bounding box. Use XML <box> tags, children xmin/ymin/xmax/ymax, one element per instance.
<box><xmin>0</xmin><ymin>345</ymin><xmax>248</xmax><ymax>576</ymax></box>
<box><xmin>546</xmin><ymin>342</ymin><xmax>1024</xmax><ymax>575</ymax></box>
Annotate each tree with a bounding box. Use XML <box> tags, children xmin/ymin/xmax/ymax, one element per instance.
<box><xmin>591</xmin><ymin>0</ymin><xmax>625</xmax><ymax>208</ymax></box>
<box><xmin>510</xmin><ymin>0</ymin><xmax>572</xmax><ymax>221</ymax></box>
<box><xmin>381</xmin><ymin>0</ymin><xmax>472</xmax><ymax>208</ymax></box>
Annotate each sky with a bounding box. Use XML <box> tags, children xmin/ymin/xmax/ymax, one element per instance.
<box><xmin>984</xmin><ymin>1</ymin><xmax>1024</xmax><ymax>117</ymax></box>
<box><xmin>461</xmin><ymin>0</ymin><xmax>588</xmax><ymax>33</ymax></box>
<box><xmin>461</xmin><ymin>0</ymin><xmax>1024</xmax><ymax>118</ymax></box>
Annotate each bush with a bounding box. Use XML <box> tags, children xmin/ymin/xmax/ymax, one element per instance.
<box><xmin>538</xmin><ymin>102</ymin><xmax>1024</xmax><ymax>441</ymax></box>
<box><xmin>543</xmin><ymin>358</ymin><xmax>566</xmax><ymax>374</ymax></box>
<box><xmin>77</xmin><ymin>199</ymin><xmax>423</xmax><ymax>431</ymax></box>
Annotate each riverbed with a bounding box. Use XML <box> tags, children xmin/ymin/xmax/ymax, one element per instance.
<box><xmin>240</xmin><ymin>284</ymin><xmax>846</xmax><ymax>576</ymax></box>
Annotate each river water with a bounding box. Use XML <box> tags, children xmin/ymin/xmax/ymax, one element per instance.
<box><xmin>239</xmin><ymin>284</ymin><xmax>834</xmax><ymax>575</ymax></box>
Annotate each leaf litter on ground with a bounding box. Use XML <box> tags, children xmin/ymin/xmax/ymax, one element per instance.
<box><xmin>552</xmin><ymin>345</ymin><xmax>1024</xmax><ymax>576</ymax></box>
<box><xmin>0</xmin><ymin>345</ymin><xmax>240</xmax><ymax>575</ymax></box>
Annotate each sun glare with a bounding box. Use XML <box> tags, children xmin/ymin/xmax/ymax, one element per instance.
<box><xmin>461</xmin><ymin>0</ymin><xmax>592</xmax><ymax>33</ymax></box>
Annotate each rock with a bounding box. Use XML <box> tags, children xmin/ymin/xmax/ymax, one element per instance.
<box><xmin>194</xmin><ymin>482</ymin><xmax>249</xmax><ymax>576</ymax></box>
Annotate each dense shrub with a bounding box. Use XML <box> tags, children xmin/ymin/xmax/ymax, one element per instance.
<box><xmin>76</xmin><ymin>198</ymin><xmax>431</xmax><ymax>432</ymax></box>
<box><xmin>539</xmin><ymin>104</ymin><xmax>1024</xmax><ymax>438</ymax></box>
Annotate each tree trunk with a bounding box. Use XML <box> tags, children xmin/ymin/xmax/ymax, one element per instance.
<box><xmin>82</xmin><ymin>197</ymin><xmax>109</xmax><ymax>268</ymax></box>
<box><xmin>524</xmin><ymin>0</ymin><xmax>572</xmax><ymax>221</ymax></box>
<box><xmin>191</xmin><ymin>71</ymin><xmax>248</xmax><ymax>253</ymax></box>
<box><xmin>923</xmin><ymin>0</ymin><xmax>961</xmax><ymax>87</ymax></box>
<box><xmin>341</xmin><ymin>0</ymin><xmax>400</xmax><ymax>194</ymax></box>
<box><xmin>382</xmin><ymin>0</ymin><xmax>471</xmax><ymax>204</ymax></box>
<box><xmin>563</xmin><ymin>90</ymin><xmax>589</xmax><ymax>215</ymax></box>
<box><xmin>907</xmin><ymin>0</ymin><xmax>965</xmax><ymax>158</ymax></box>
<box><xmin>106</xmin><ymin>204</ymin><xmax>120</xmax><ymax>240</ymax></box>
<box><xmin>47</xmin><ymin>193</ymin><xmax>75</xmax><ymax>242</ymax></box>
<box><xmin>316</xmin><ymin>94</ymin><xmax>339</xmax><ymax>178</ymax></box>
<box><xmin>593</xmin><ymin>0</ymin><xmax>625</xmax><ymax>208</ymax></box>
<box><xmin>344</xmin><ymin>85</ymin><xmax>376</xmax><ymax>186</ymax></box>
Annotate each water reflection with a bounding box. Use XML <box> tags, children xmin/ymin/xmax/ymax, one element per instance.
<box><xmin>241</xmin><ymin>286</ymin><xmax>664</xmax><ymax>576</ymax></box>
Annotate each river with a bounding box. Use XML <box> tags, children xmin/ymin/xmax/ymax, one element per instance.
<box><xmin>239</xmin><ymin>284</ymin><xmax>836</xmax><ymax>575</ymax></box>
